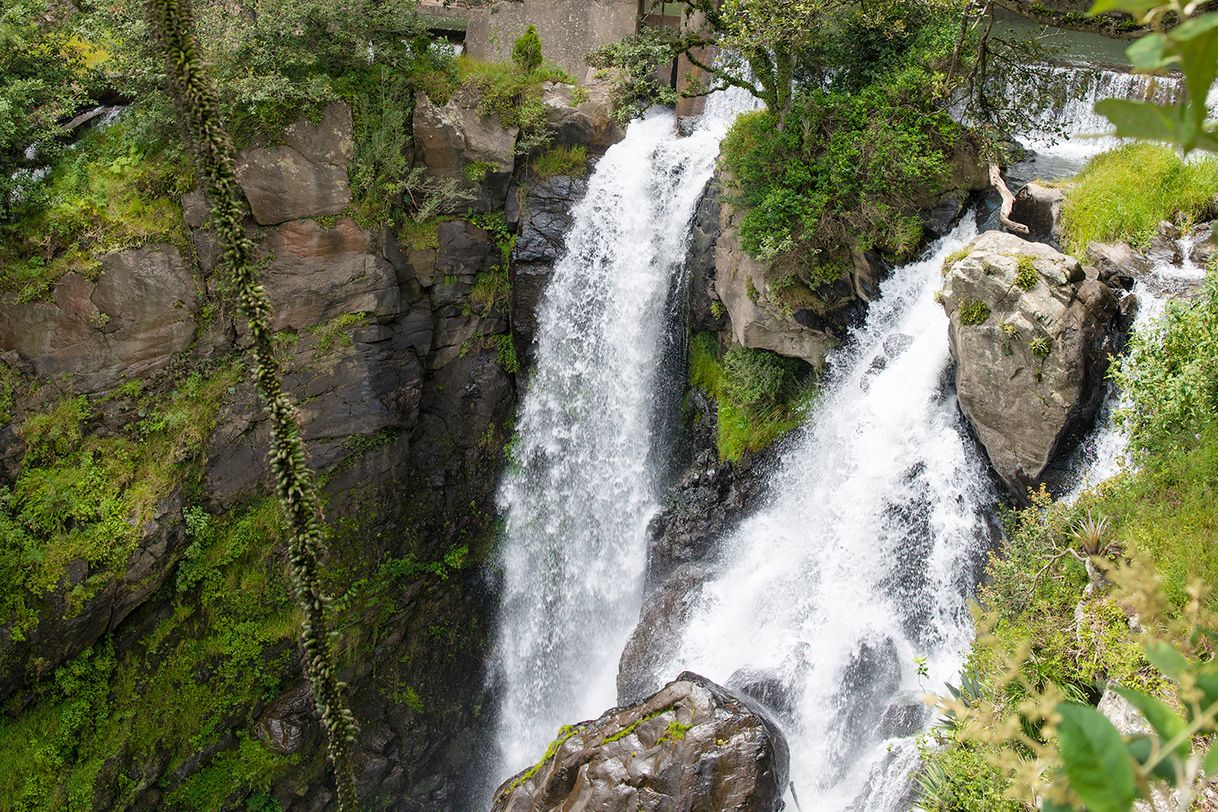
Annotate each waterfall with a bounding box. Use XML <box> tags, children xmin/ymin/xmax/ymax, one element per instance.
<box><xmin>489</xmin><ymin>93</ymin><xmax>754</xmax><ymax>786</ymax></box>
<box><xmin>660</xmin><ymin>218</ymin><xmax>995</xmax><ymax>810</ymax></box>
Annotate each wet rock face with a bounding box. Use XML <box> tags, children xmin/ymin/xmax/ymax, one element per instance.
<box><xmin>491</xmin><ymin>672</ymin><xmax>790</xmax><ymax>812</ymax></box>
<box><xmin>0</xmin><ymin>244</ymin><xmax>198</xmax><ymax>393</ymax></box>
<box><xmin>941</xmin><ymin>230</ymin><xmax>1120</xmax><ymax>500</ymax></box>
<box><xmin>236</xmin><ymin>102</ymin><xmax>354</xmax><ymax>225</ymax></box>
<box><xmin>511</xmin><ymin>174</ymin><xmax>588</xmax><ymax>355</ymax></box>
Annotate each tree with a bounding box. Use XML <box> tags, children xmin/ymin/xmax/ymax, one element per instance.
<box><xmin>512</xmin><ymin>24</ymin><xmax>543</xmax><ymax>73</ymax></box>
<box><xmin>0</xmin><ymin>1</ymin><xmax>90</xmax><ymax>217</ymax></box>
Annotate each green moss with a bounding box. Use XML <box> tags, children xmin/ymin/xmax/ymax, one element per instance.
<box><xmin>309</xmin><ymin>312</ymin><xmax>369</xmax><ymax>355</ymax></box>
<box><xmin>0</xmin><ymin>496</ymin><xmax>296</xmax><ymax>811</ymax></box>
<box><xmin>1061</xmin><ymin>144</ymin><xmax>1218</xmax><ymax>256</ymax></box>
<box><xmin>689</xmin><ymin>333</ymin><xmax>816</xmax><ymax>463</ymax></box>
<box><xmin>532</xmin><ymin>145</ymin><xmax>588</xmax><ymax>179</ymax></box>
<box><xmin>1014</xmin><ymin>255</ymin><xmax>1038</xmax><ymax>291</ymax></box>
<box><xmin>958</xmin><ymin>300</ymin><xmax>990</xmax><ymax>326</ymax></box>
<box><xmin>500</xmin><ymin>724</ymin><xmax>583</xmax><ymax>797</ymax></box>
<box><xmin>163</xmin><ymin>734</ymin><xmax>297</xmax><ymax>812</ymax></box>
<box><xmin>657</xmin><ymin>720</ymin><xmax>691</xmax><ymax>744</ymax></box>
<box><xmin>0</xmin><ymin>114</ymin><xmax>194</xmax><ymax>302</ymax></box>
<box><xmin>0</xmin><ymin>362</ymin><xmax>242</xmax><ymax>636</ymax></box>
<box><xmin>398</xmin><ymin>217</ymin><xmax>443</xmax><ymax>250</ymax></box>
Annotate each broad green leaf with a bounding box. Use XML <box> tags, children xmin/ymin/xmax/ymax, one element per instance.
<box><xmin>1056</xmin><ymin>702</ymin><xmax>1139</xmax><ymax>812</ymax></box>
<box><xmin>1144</xmin><ymin>642</ymin><xmax>1190</xmax><ymax>680</ymax></box>
<box><xmin>1113</xmin><ymin>687</ymin><xmax>1190</xmax><ymax>758</ymax></box>
<box><xmin>1126</xmin><ymin>33</ymin><xmax>1173</xmax><ymax>70</ymax></box>
<box><xmin>1193</xmin><ymin>670</ymin><xmax>1218</xmax><ymax>716</ymax></box>
<box><xmin>1090</xmin><ymin>0</ymin><xmax>1160</xmax><ymax>17</ymax></box>
<box><xmin>1094</xmin><ymin>99</ymin><xmax>1186</xmax><ymax>144</ymax></box>
<box><xmin>1205</xmin><ymin>743</ymin><xmax>1218</xmax><ymax>776</ymax></box>
<box><xmin>1127</xmin><ymin>734</ymin><xmax>1185</xmax><ymax>783</ymax></box>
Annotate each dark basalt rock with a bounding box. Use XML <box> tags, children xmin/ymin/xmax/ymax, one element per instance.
<box><xmin>492</xmin><ymin>672</ymin><xmax>790</xmax><ymax>812</ymax></box>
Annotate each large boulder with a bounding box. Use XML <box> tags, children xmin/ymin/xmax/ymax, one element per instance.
<box><xmin>714</xmin><ymin>202</ymin><xmax>842</xmax><ymax>371</ymax></box>
<box><xmin>412</xmin><ymin>92</ymin><xmax>518</xmax><ymax>212</ymax></box>
<box><xmin>541</xmin><ymin>80</ymin><xmax>624</xmax><ymax>154</ymax></box>
<box><xmin>236</xmin><ymin>102</ymin><xmax>354</xmax><ymax>225</ymax></box>
<box><xmin>0</xmin><ymin>244</ymin><xmax>198</xmax><ymax>393</ymax></box>
<box><xmin>941</xmin><ymin>231</ymin><xmax>1120</xmax><ymax>499</ymax></box>
<box><xmin>491</xmin><ymin>672</ymin><xmax>790</xmax><ymax>812</ymax></box>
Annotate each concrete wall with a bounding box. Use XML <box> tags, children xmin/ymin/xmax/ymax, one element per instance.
<box><xmin>459</xmin><ymin>0</ymin><xmax>642</xmax><ymax>79</ymax></box>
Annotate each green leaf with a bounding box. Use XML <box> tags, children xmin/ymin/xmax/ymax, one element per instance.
<box><xmin>1144</xmin><ymin>642</ymin><xmax>1190</xmax><ymax>680</ymax></box>
<box><xmin>1089</xmin><ymin>0</ymin><xmax>1160</xmax><ymax>17</ymax></box>
<box><xmin>1056</xmin><ymin>702</ymin><xmax>1139</xmax><ymax>812</ymax></box>
<box><xmin>1126</xmin><ymin>33</ymin><xmax>1173</xmax><ymax>70</ymax></box>
<box><xmin>1205</xmin><ymin>744</ymin><xmax>1218</xmax><ymax>776</ymax></box>
<box><xmin>1043</xmin><ymin>800</ymin><xmax>1080</xmax><ymax>812</ymax></box>
<box><xmin>1094</xmin><ymin>99</ymin><xmax>1186</xmax><ymax>144</ymax></box>
<box><xmin>1112</xmin><ymin>687</ymin><xmax>1190</xmax><ymax>758</ymax></box>
<box><xmin>1127</xmin><ymin>734</ymin><xmax>1185</xmax><ymax>784</ymax></box>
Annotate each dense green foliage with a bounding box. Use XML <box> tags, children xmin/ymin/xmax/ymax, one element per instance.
<box><xmin>0</xmin><ymin>1</ymin><xmax>96</xmax><ymax>216</ymax></box>
<box><xmin>1060</xmin><ymin>144</ymin><xmax>1218</xmax><ymax>256</ymax></box>
<box><xmin>717</xmin><ymin>2</ymin><xmax>965</xmax><ymax>283</ymax></box>
<box><xmin>587</xmin><ymin>27</ymin><xmax>680</xmax><ymax>124</ymax></box>
<box><xmin>457</xmin><ymin>52</ymin><xmax>570</xmax><ymax>155</ymax></box>
<box><xmin>689</xmin><ymin>333</ymin><xmax>815</xmax><ymax>463</ymax></box>
<box><xmin>0</xmin><ymin>113</ymin><xmax>193</xmax><ymax>300</ymax></box>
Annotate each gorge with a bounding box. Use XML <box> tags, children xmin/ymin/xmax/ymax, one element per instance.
<box><xmin>2</xmin><ymin>1</ymin><xmax>1217</xmax><ymax>811</ymax></box>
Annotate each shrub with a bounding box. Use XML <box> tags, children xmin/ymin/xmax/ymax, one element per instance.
<box><xmin>689</xmin><ymin>334</ymin><xmax>816</xmax><ymax>462</ymax></box>
<box><xmin>512</xmin><ymin>25</ymin><xmax>543</xmax><ymax>73</ymax></box>
<box><xmin>458</xmin><ymin>55</ymin><xmax>569</xmax><ymax>154</ymax></box>
<box><xmin>1061</xmin><ymin>144</ymin><xmax>1218</xmax><ymax>256</ymax></box>
<box><xmin>1112</xmin><ymin>270</ymin><xmax>1218</xmax><ymax>460</ymax></box>
<box><xmin>958</xmin><ymin>300</ymin><xmax>991</xmax><ymax>326</ymax></box>
<box><xmin>586</xmin><ymin>27</ymin><xmax>680</xmax><ymax>124</ymax></box>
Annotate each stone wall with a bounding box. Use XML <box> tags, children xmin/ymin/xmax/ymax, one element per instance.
<box><xmin>432</xmin><ymin>0</ymin><xmax>641</xmax><ymax>79</ymax></box>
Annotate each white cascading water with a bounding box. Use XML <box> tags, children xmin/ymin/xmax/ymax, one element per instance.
<box><xmin>660</xmin><ymin>218</ymin><xmax>995</xmax><ymax>809</ymax></box>
<box><xmin>490</xmin><ymin>89</ymin><xmax>756</xmax><ymax>785</ymax></box>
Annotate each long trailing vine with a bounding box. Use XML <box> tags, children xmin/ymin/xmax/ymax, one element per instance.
<box><xmin>144</xmin><ymin>0</ymin><xmax>358</xmax><ymax>806</ymax></box>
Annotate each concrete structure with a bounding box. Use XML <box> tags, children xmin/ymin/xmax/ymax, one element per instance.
<box><xmin>420</xmin><ymin>0</ymin><xmax>642</xmax><ymax>79</ymax></box>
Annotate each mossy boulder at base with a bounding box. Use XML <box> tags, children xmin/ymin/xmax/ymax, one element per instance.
<box><xmin>941</xmin><ymin>231</ymin><xmax>1120</xmax><ymax>500</ymax></box>
<box><xmin>491</xmin><ymin>672</ymin><xmax>789</xmax><ymax>812</ymax></box>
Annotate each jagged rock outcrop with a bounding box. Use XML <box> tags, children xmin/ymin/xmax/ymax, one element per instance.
<box><xmin>491</xmin><ymin>672</ymin><xmax>790</xmax><ymax>812</ymax></box>
<box><xmin>542</xmin><ymin>80</ymin><xmax>624</xmax><ymax>154</ymax></box>
<box><xmin>236</xmin><ymin>102</ymin><xmax>354</xmax><ymax>225</ymax></box>
<box><xmin>941</xmin><ymin>231</ymin><xmax>1120</xmax><ymax>499</ymax></box>
<box><xmin>0</xmin><ymin>244</ymin><xmax>198</xmax><ymax>393</ymax></box>
<box><xmin>687</xmin><ymin>182</ymin><xmax>728</xmax><ymax>333</ymax></box>
<box><xmin>711</xmin><ymin>139</ymin><xmax>987</xmax><ymax>370</ymax></box>
<box><xmin>412</xmin><ymin>91</ymin><xmax>519</xmax><ymax>212</ymax></box>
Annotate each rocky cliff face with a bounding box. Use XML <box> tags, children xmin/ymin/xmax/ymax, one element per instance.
<box><xmin>0</xmin><ymin>84</ymin><xmax>614</xmax><ymax>808</ymax></box>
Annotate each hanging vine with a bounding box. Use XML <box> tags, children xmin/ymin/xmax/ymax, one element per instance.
<box><xmin>144</xmin><ymin>0</ymin><xmax>359</xmax><ymax>807</ymax></box>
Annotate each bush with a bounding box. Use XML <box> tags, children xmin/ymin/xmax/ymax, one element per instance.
<box><xmin>1061</xmin><ymin>144</ymin><xmax>1218</xmax><ymax>256</ymax></box>
<box><xmin>1112</xmin><ymin>271</ymin><xmax>1218</xmax><ymax>460</ymax></box>
<box><xmin>720</xmin><ymin>68</ymin><xmax>961</xmax><ymax>278</ymax></box>
<box><xmin>689</xmin><ymin>334</ymin><xmax>815</xmax><ymax>462</ymax></box>
<box><xmin>457</xmin><ymin>55</ymin><xmax>569</xmax><ymax>154</ymax></box>
<box><xmin>512</xmin><ymin>25</ymin><xmax>543</xmax><ymax>73</ymax></box>
<box><xmin>958</xmin><ymin>300</ymin><xmax>991</xmax><ymax>326</ymax></box>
